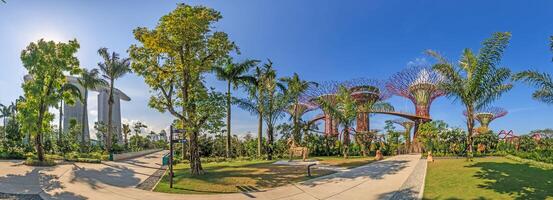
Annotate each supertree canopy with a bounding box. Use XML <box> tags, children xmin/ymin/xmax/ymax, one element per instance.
<box><xmin>463</xmin><ymin>106</ymin><xmax>508</xmax><ymax>129</ymax></box>
<box><xmin>344</xmin><ymin>78</ymin><xmax>391</xmax><ymax>133</ymax></box>
<box><xmin>387</xmin><ymin>66</ymin><xmax>445</xmax><ymax>119</ymax></box>
<box><xmin>306</xmin><ymin>81</ymin><xmax>340</xmax><ymax>136</ymax></box>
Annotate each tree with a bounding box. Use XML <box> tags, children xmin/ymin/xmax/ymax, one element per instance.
<box><xmin>132</xmin><ymin>121</ymin><xmax>147</xmax><ymax>150</ymax></box>
<box><xmin>281</xmin><ymin>73</ymin><xmax>318</xmax><ymax>143</ymax></box>
<box><xmin>128</xmin><ymin>4</ymin><xmax>235</xmax><ymax>175</ymax></box>
<box><xmin>122</xmin><ymin>123</ymin><xmax>131</xmax><ymax>148</ymax></box>
<box><xmin>234</xmin><ymin>66</ymin><xmax>268</xmax><ymax>157</ymax></box>
<box><xmin>77</xmin><ymin>68</ymin><xmax>106</xmax><ymax>148</ymax></box>
<box><xmin>428</xmin><ymin>32</ymin><xmax>513</xmax><ymax>159</ymax></box>
<box><xmin>212</xmin><ymin>59</ymin><xmax>258</xmax><ymax>158</ymax></box>
<box><xmin>317</xmin><ymin>86</ymin><xmax>357</xmax><ymax>158</ymax></box>
<box><xmin>512</xmin><ymin>36</ymin><xmax>553</xmax><ymax>104</ymax></box>
<box><xmin>56</xmin><ymin>83</ymin><xmax>81</xmax><ymax>149</ymax></box>
<box><xmin>98</xmin><ymin>48</ymin><xmax>131</xmax><ymax>152</ymax></box>
<box><xmin>19</xmin><ymin>39</ymin><xmax>80</xmax><ymax>161</ymax></box>
<box><xmin>0</xmin><ymin>104</ymin><xmax>13</xmax><ymax>138</ymax></box>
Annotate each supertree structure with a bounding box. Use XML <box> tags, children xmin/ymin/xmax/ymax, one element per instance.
<box><xmin>306</xmin><ymin>81</ymin><xmax>340</xmax><ymax>136</ymax></box>
<box><xmin>344</xmin><ymin>78</ymin><xmax>391</xmax><ymax>133</ymax></box>
<box><xmin>392</xmin><ymin>118</ymin><xmax>415</xmax><ymax>151</ymax></box>
<box><xmin>463</xmin><ymin>106</ymin><xmax>508</xmax><ymax>130</ymax></box>
<box><xmin>387</xmin><ymin>66</ymin><xmax>445</xmax><ymax>118</ymax></box>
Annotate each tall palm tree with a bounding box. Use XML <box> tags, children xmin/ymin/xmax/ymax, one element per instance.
<box><xmin>260</xmin><ymin>61</ymin><xmax>288</xmax><ymax>160</ymax></box>
<box><xmin>427</xmin><ymin>32</ymin><xmax>513</xmax><ymax>159</ymax></box>
<box><xmin>98</xmin><ymin>47</ymin><xmax>131</xmax><ymax>152</ymax></box>
<box><xmin>57</xmin><ymin>83</ymin><xmax>81</xmax><ymax>143</ymax></box>
<box><xmin>280</xmin><ymin>73</ymin><xmax>318</xmax><ymax>143</ymax></box>
<box><xmin>122</xmin><ymin>123</ymin><xmax>131</xmax><ymax>149</ymax></box>
<box><xmin>78</xmin><ymin>68</ymin><xmax>107</xmax><ymax>147</ymax></box>
<box><xmin>512</xmin><ymin>36</ymin><xmax>553</xmax><ymax>104</ymax></box>
<box><xmin>212</xmin><ymin>59</ymin><xmax>258</xmax><ymax>158</ymax></box>
<box><xmin>0</xmin><ymin>104</ymin><xmax>12</xmax><ymax>138</ymax></box>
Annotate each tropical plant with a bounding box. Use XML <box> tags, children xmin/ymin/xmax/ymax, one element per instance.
<box><xmin>0</xmin><ymin>103</ymin><xmax>13</xmax><ymax>138</ymax></box>
<box><xmin>258</xmin><ymin>61</ymin><xmax>289</xmax><ymax>160</ymax></box>
<box><xmin>122</xmin><ymin>123</ymin><xmax>131</xmax><ymax>148</ymax></box>
<box><xmin>77</xmin><ymin>68</ymin><xmax>106</xmax><ymax>147</ymax></box>
<box><xmin>317</xmin><ymin>85</ymin><xmax>357</xmax><ymax>158</ymax></box>
<box><xmin>280</xmin><ymin>73</ymin><xmax>318</xmax><ymax>143</ymax></box>
<box><xmin>98</xmin><ymin>48</ymin><xmax>131</xmax><ymax>152</ymax></box>
<box><xmin>234</xmin><ymin>66</ymin><xmax>267</xmax><ymax>157</ymax></box>
<box><xmin>212</xmin><ymin>59</ymin><xmax>258</xmax><ymax>158</ymax></box>
<box><xmin>512</xmin><ymin>37</ymin><xmax>553</xmax><ymax>104</ymax></box>
<box><xmin>428</xmin><ymin>32</ymin><xmax>513</xmax><ymax>159</ymax></box>
<box><xmin>56</xmin><ymin>82</ymin><xmax>81</xmax><ymax>148</ymax></box>
<box><xmin>128</xmin><ymin>4</ymin><xmax>235</xmax><ymax>175</ymax></box>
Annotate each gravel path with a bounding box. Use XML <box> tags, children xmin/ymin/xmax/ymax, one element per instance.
<box><xmin>0</xmin><ymin>193</ymin><xmax>41</xmax><ymax>200</ymax></box>
<box><xmin>136</xmin><ymin>166</ymin><xmax>167</xmax><ymax>191</ymax></box>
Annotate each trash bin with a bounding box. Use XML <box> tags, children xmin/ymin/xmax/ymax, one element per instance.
<box><xmin>162</xmin><ymin>153</ymin><xmax>169</xmax><ymax>166</ymax></box>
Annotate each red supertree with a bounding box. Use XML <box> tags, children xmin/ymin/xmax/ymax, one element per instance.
<box><xmin>305</xmin><ymin>81</ymin><xmax>340</xmax><ymax>136</ymax></box>
<box><xmin>343</xmin><ymin>78</ymin><xmax>391</xmax><ymax>133</ymax></box>
<box><xmin>387</xmin><ymin>65</ymin><xmax>445</xmax><ymax>118</ymax></box>
<box><xmin>463</xmin><ymin>106</ymin><xmax>508</xmax><ymax>129</ymax></box>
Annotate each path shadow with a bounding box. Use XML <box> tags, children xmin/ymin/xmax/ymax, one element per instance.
<box><xmin>70</xmin><ymin>163</ymin><xmax>142</xmax><ymax>189</ymax></box>
<box><xmin>469</xmin><ymin>161</ymin><xmax>553</xmax><ymax>200</ymax></box>
<box><xmin>0</xmin><ymin>167</ymin><xmax>87</xmax><ymax>199</ymax></box>
<box><xmin>300</xmin><ymin>159</ymin><xmax>409</xmax><ymax>187</ymax></box>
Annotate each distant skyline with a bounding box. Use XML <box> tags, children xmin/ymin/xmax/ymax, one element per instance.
<box><xmin>1</xmin><ymin>1</ymin><xmax>553</xmax><ymax>138</ymax></box>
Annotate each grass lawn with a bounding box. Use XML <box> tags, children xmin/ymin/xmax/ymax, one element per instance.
<box><xmin>424</xmin><ymin>157</ymin><xmax>553</xmax><ymax>200</ymax></box>
<box><xmin>155</xmin><ymin>156</ymin><xmax>376</xmax><ymax>194</ymax></box>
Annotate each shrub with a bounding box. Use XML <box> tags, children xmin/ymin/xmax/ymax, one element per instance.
<box><xmin>25</xmin><ymin>157</ymin><xmax>56</xmax><ymax>166</ymax></box>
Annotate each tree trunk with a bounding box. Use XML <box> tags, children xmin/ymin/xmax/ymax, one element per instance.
<box><xmin>81</xmin><ymin>90</ymin><xmax>88</xmax><ymax>150</ymax></box>
<box><xmin>188</xmin><ymin>127</ymin><xmax>203</xmax><ymax>175</ymax></box>
<box><xmin>257</xmin><ymin>114</ymin><xmax>263</xmax><ymax>157</ymax></box>
<box><xmin>226</xmin><ymin>81</ymin><xmax>231</xmax><ymax>158</ymax></box>
<box><xmin>36</xmin><ymin>103</ymin><xmax>46</xmax><ymax>161</ymax></box>
<box><xmin>343</xmin><ymin>126</ymin><xmax>349</xmax><ymax>159</ymax></box>
<box><xmin>107</xmin><ymin>79</ymin><xmax>114</xmax><ymax>152</ymax></box>
<box><xmin>267</xmin><ymin>125</ymin><xmax>274</xmax><ymax>160</ymax></box>
<box><xmin>466</xmin><ymin>106</ymin><xmax>475</xmax><ymax>160</ymax></box>
<box><xmin>58</xmin><ymin>99</ymin><xmax>63</xmax><ymax>143</ymax></box>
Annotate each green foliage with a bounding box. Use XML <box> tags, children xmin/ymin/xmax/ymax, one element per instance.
<box><xmin>428</xmin><ymin>32</ymin><xmax>513</xmax><ymax>158</ymax></box>
<box><xmin>25</xmin><ymin>157</ymin><xmax>56</xmax><ymax>166</ymax></box>
<box><xmin>512</xmin><ymin>37</ymin><xmax>553</xmax><ymax>104</ymax></box>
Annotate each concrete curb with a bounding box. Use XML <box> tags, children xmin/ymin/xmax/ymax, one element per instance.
<box><xmin>112</xmin><ymin>149</ymin><xmax>163</xmax><ymax>161</ymax></box>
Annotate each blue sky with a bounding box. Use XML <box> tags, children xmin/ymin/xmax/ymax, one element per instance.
<box><xmin>1</xmin><ymin>0</ymin><xmax>553</xmax><ymax>137</ymax></box>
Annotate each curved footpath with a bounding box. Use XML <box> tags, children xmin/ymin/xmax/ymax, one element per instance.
<box><xmin>0</xmin><ymin>152</ymin><xmax>426</xmax><ymax>200</ymax></box>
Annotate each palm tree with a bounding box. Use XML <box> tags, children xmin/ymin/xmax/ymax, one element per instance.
<box><xmin>78</xmin><ymin>68</ymin><xmax>107</xmax><ymax>147</ymax></box>
<box><xmin>317</xmin><ymin>85</ymin><xmax>357</xmax><ymax>158</ymax></box>
<box><xmin>512</xmin><ymin>36</ymin><xmax>553</xmax><ymax>104</ymax></box>
<box><xmin>98</xmin><ymin>47</ymin><xmax>131</xmax><ymax>152</ymax></box>
<box><xmin>280</xmin><ymin>73</ymin><xmax>318</xmax><ymax>143</ymax></box>
<box><xmin>427</xmin><ymin>32</ymin><xmax>513</xmax><ymax>159</ymax></box>
<box><xmin>122</xmin><ymin>123</ymin><xmax>131</xmax><ymax>149</ymax></box>
<box><xmin>57</xmin><ymin>83</ymin><xmax>81</xmax><ymax>143</ymax></box>
<box><xmin>213</xmin><ymin>59</ymin><xmax>258</xmax><ymax>158</ymax></box>
<box><xmin>0</xmin><ymin>104</ymin><xmax>13</xmax><ymax>138</ymax></box>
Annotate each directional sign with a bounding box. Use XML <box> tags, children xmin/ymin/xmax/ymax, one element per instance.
<box><xmin>171</xmin><ymin>139</ymin><xmax>187</xmax><ymax>143</ymax></box>
<box><xmin>173</xmin><ymin>129</ymin><xmax>186</xmax><ymax>134</ymax></box>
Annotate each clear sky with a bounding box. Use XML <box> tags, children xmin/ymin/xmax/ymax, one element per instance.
<box><xmin>1</xmin><ymin>0</ymin><xmax>553</xmax><ymax>137</ymax></box>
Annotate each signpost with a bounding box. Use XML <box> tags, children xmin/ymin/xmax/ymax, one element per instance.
<box><xmin>169</xmin><ymin>125</ymin><xmax>187</xmax><ymax>188</ymax></box>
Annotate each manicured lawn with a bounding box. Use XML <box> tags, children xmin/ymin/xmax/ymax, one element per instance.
<box><xmin>154</xmin><ymin>159</ymin><xmax>335</xmax><ymax>194</ymax></box>
<box><xmin>154</xmin><ymin>156</ymin><xmax>377</xmax><ymax>194</ymax></box>
<box><xmin>424</xmin><ymin>157</ymin><xmax>553</xmax><ymax>200</ymax></box>
<box><xmin>313</xmin><ymin>156</ymin><xmax>377</xmax><ymax>168</ymax></box>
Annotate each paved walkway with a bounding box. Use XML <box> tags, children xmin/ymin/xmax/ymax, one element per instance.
<box><xmin>0</xmin><ymin>153</ymin><xmax>426</xmax><ymax>200</ymax></box>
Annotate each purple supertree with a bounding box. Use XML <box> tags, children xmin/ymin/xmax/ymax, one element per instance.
<box><xmin>305</xmin><ymin>81</ymin><xmax>340</xmax><ymax>136</ymax></box>
<box><xmin>387</xmin><ymin>65</ymin><xmax>445</xmax><ymax>119</ymax></box>
<box><xmin>343</xmin><ymin>78</ymin><xmax>391</xmax><ymax>133</ymax></box>
<box><xmin>463</xmin><ymin>106</ymin><xmax>508</xmax><ymax>129</ymax></box>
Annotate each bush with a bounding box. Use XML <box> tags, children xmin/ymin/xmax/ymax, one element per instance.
<box><xmin>25</xmin><ymin>157</ymin><xmax>56</xmax><ymax>166</ymax></box>
<box><xmin>0</xmin><ymin>150</ymin><xmax>25</xmax><ymax>159</ymax></box>
<box><xmin>65</xmin><ymin>157</ymin><xmax>101</xmax><ymax>163</ymax></box>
